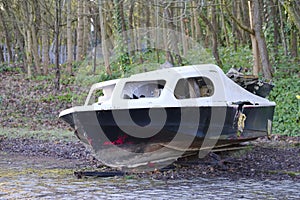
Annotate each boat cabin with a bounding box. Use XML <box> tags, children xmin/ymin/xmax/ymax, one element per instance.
<box><xmin>84</xmin><ymin>64</ymin><xmax>273</xmax><ymax>110</ymax></box>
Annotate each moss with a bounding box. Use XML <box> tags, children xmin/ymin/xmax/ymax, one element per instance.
<box><xmin>0</xmin><ymin>168</ymin><xmax>74</xmax><ymax>178</ymax></box>
<box><xmin>267</xmin><ymin>170</ymin><xmax>300</xmax><ymax>177</ymax></box>
<box><xmin>228</xmin><ymin>146</ymin><xmax>254</xmax><ymax>158</ymax></box>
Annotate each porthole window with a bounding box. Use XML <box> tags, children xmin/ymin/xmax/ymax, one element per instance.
<box><xmin>174</xmin><ymin>77</ymin><xmax>214</xmax><ymax>99</ymax></box>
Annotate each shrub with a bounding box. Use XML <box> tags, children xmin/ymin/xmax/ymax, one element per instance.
<box><xmin>269</xmin><ymin>75</ymin><xmax>300</xmax><ymax>136</ymax></box>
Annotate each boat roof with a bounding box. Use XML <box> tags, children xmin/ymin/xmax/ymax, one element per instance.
<box><xmin>128</xmin><ymin>64</ymin><xmax>224</xmax><ymax>81</ymax></box>
<box><xmin>100</xmin><ymin>64</ymin><xmax>273</xmax><ymax>105</ymax></box>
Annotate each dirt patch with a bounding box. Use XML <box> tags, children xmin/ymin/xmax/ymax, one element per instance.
<box><xmin>0</xmin><ymin>136</ymin><xmax>100</xmax><ymax>168</ymax></box>
<box><xmin>0</xmin><ymin>70</ymin><xmax>84</xmax><ymax>130</ymax></box>
<box><xmin>1</xmin><ymin>134</ymin><xmax>299</xmax><ymax>181</ymax></box>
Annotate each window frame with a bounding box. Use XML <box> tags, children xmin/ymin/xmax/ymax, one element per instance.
<box><xmin>174</xmin><ymin>76</ymin><xmax>215</xmax><ymax>99</ymax></box>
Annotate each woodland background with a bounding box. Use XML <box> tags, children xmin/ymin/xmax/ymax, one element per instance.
<box><xmin>0</xmin><ymin>0</ymin><xmax>299</xmax><ymax>135</ymax></box>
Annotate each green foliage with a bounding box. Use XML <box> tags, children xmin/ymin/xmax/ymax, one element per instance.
<box><xmin>269</xmin><ymin>75</ymin><xmax>300</xmax><ymax>136</ymax></box>
<box><xmin>32</xmin><ymin>74</ymin><xmax>55</xmax><ymax>81</ymax></box>
<box><xmin>0</xmin><ymin>63</ymin><xmax>11</xmax><ymax>72</ymax></box>
<box><xmin>266</xmin><ymin>44</ymin><xmax>300</xmax><ymax>136</ymax></box>
<box><xmin>117</xmin><ymin>50</ymin><xmax>162</xmax><ymax>77</ymax></box>
<box><xmin>182</xmin><ymin>47</ymin><xmax>215</xmax><ymax>66</ymax></box>
<box><xmin>57</xmin><ymin>93</ymin><xmax>73</xmax><ymax>103</ymax></box>
<box><xmin>118</xmin><ymin>53</ymin><xmax>131</xmax><ymax>75</ymax></box>
<box><xmin>272</xmin><ymin>51</ymin><xmax>299</xmax><ymax>77</ymax></box>
<box><xmin>41</xmin><ymin>94</ymin><xmax>56</xmax><ymax>103</ymax></box>
<box><xmin>219</xmin><ymin>46</ymin><xmax>253</xmax><ymax>72</ymax></box>
<box><xmin>41</xmin><ymin>91</ymin><xmax>82</xmax><ymax>104</ymax></box>
<box><xmin>0</xmin><ymin>63</ymin><xmax>22</xmax><ymax>73</ymax></box>
<box><xmin>60</xmin><ymin>76</ymin><xmax>75</xmax><ymax>85</ymax></box>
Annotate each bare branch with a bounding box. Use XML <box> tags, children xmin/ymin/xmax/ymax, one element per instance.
<box><xmin>222</xmin><ymin>1</ymin><xmax>254</xmax><ymax>35</ymax></box>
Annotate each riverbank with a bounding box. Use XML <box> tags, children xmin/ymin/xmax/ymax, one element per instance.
<box><xmin>1</xmin><ymin>131</ymin><xmax>299</xmax><ymax>181</ymax></box>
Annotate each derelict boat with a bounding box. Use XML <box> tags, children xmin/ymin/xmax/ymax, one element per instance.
<box><xmin>59</xmin><ymin>64</ymin><xmax>275</xmax><ymax>169</ymax></box>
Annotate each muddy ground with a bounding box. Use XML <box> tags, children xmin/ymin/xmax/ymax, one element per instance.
<box><xmin>0</xmin><ymin>134</ymin><xmax>299</xmax><ymax>181</ymax></box>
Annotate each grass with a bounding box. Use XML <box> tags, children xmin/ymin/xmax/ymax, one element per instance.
<box><xmin>0</xmin><ymin>127</ymin><xmax>76</xmax><ymax>142</ymax></box>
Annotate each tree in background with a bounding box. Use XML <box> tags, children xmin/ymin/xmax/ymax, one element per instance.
<box><xmin>66</xmin><ymin>0</ymin><xmax>73</xmax><ymax>74</ymax></box>
<box><xmin>0</xmin><ymin>0</ymin><xmax>299</xmax><ymax>82</ymax></box>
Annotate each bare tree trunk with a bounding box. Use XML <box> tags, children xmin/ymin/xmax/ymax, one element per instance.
<box><xmin>181</xmin><ymin>16</ymin><xmax>188</xmax><ymax>57</ymax></box>
<box><xmin>0</xmin><ymin>11</ymin><xmax>13</xmax><ymax>62</ymax></box>
<box><xmin>2</xmin><ymin>0</ymin><xmax>20</xmax><ymax>62</ymax></box>
<box><xmin>211</xmin><ymin>1</ymin><xmax>218</xmax><ymax>41</ymax></box>
<box><xmin>220</xmin><ymin>0</ymin><xmax>230</xmax><ymax>46</ymax></box>
<box><xmin>199</xmin><ymin>11</ymin><xmax>223</xmax><ymax>68</ymax></box>
<box><xmin>136</xmin><ymin>2</ymin><xmax>144</xmax><ymax>64</ymax></box>
<box><xmin>93</xmin><ymin>14</ymin><xmax>98</xmax><ymax>75</ymax></box>
<box><xmin>26</xmin><ymin>29</ymin><xmax>32</xmax><ymax>78</ymax></box>
<box><xmin>232</xmin><ymin>0</ymin><xmax>238</xmax><ymax>51</ymax></box>
<box><xmin>119</xmin><ymin>0</ymin><xmax>127</xmax><ymax>43</ymax></box>
<box><xmin>253</xmin><ymin>0</ymin><xmax>272</xmax><ymax>80</ymax></box>
<box><xmin>164</xmin><ymin>4</ymin><xmax>182</xmax><ymax>66</ymax></box>
<box><xmin>240</xmin><ymin>0</ymin><xmax>250</xmax><ymax>45</ymax></box>
<box><xmin>248</xmin><ymin>1</ymin><xmax>261</xmax><ymax>76</ymax></box>
<box><xmin>290</xmin><ymin>25</ymin><xmax>298</xmax><ymax>58</ymax></box>
<box><xmin>67</xmin><ymin>0</ymin><xmax>73</xmax><ymax>74</ymax></box>
<box><xmin>55</xmin><ymin>0</ymin><xmax>61</xmax><ymax>90</ymax></box>
<box><xmin>0</xmin><ymin>46</ymin><xmax>4</xmax><ymax>62</ymax></box>
<box><xmin>190</xmin><ymin>2</ymin><xmax>195</xmax><ymax>40</ymax></box>
<box><xmin>235</xmin><ymin>0</ymin><xmax>244</xmax><ymax>43</ymax></box>
<box><xmin>128</xmin><ymin>0</ymin><xmax>135</xmax><ymax>56</ymax></box>
<box><xmin>76</xmin><ymin>0</ymin><xmax>84</xmax><ymax>61</ymax></box>
<box><xmin>278</xmin><ymin>1</ymin><xmax>288</xmax><ymax>56</ymax></box>
<box><xmin>162</xmin><ymin>6</ymin><xmax>173</xmax><ymax>65</ymax></box>
<box><xmin>41</xmin><ymin>32</ymin><xmax>49</xmax><ymax>75</ymax></box>
<box><xmin>21</xmin><ymin>2</ymin><xmax>32</xmax><ymax>77</ymax></box>
<box><xmin>6</xmin><ymin>6</ymin><xmax>24</xmax><ymax>63</ymax></box>
<box><xmin>26</xmin><ymin>0</ymin><xmax>41</xmax><ymax>75</ymax></box>
<box><xmin>99</xmin><ymin>1</ymin><xmax>111</xmax><ymax>75</ymax></box>
<box><xmin>41</xmin><ymin>2</ymin><xmax>50</xmax><ymax>75</ymax></box>
<box><xmin>270</xmin><ymin>0</ymin><xmax>280</xmax><ymax>57</ymax></box>
<box><xmin>83</xmin><ymin>0</ymin><xmax>89</xmax><ymax>55</ymax></box>
<box><xmin>192</xmin><ymin>1</ymin><xmax>202</xmax><ymax>42</ymax></box>
<box><xmin>112</xmin><ymin>0</ymin><xmax>129</xmax><ymax>70</ymax></box>
<box><xmin>153</xmin><ymin>3</ymin><xmax>161</xmax><ymax>63</ymax></box>
<box><xmin>145</xmin><ymin>1</ymin><xmax>151</xmax><ymax>49</ymax></box>
<box><xmin>104</xmin><ymin>3</ymin><xmax>114</xmax><ymax>52</ymax></box>
<box><xmin>30</xmin><ymin>23</ymin><xmax>41</xmax><ymax>74</ymax></box>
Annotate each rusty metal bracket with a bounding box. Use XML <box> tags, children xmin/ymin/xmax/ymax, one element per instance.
<box><xmin>238</xmin><ymin>113</ymin><xmax>247</xmax><ymax>132</ymax></box>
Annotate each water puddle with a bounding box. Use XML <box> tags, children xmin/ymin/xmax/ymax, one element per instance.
<box><xmin>0</xmin><ymin>152</ymin><xmax>299</xmax><ymax>199</ymax></box>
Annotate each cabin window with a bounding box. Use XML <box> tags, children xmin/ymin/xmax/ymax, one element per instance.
<box><xmin>174</xmin><ymin>77</ymin><xmax>214</xmax><ymax>99</ymax></box>
<box><xmin>122</xmin><ymin>80</ymin><xmax>166</xmax><ymax>99</ymax></box>
<box><xmin>87</xmin><ymin>84</ymin><xmax>115</xmax><ymax>105</ymax></box>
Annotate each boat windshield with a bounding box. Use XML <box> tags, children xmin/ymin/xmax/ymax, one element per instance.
<box><xmin>85</xmin><ymin>83</ymin><xmax>116</xmax><ymax>105</ymax></box>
